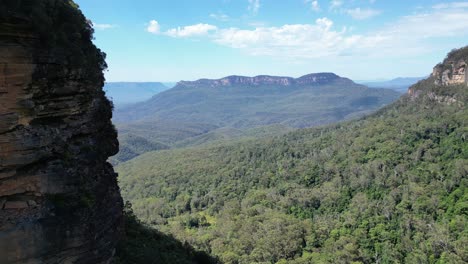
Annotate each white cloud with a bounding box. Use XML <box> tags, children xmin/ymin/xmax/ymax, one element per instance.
<box><xmin>330</xmin><ymin>0</ymin><xmax>342</xmax><ymax>9</ymax></box>
<box><xmin>383</xmin><ymin>8</ymin><xmax>468</xmax><ymax>39</ymax></box>
<box><xmin>94</xmin><ymin>23</ymin><xmax>117</xmax><ymax>30</ymax></box>
<box><xmin>147</xmin><ymin>5</ymin><xmax>468</xmax><ymax>62</ymax></box>
<box><xmin>212</xmin><ymin>4</ymin><xmax>468</xmax><ymax>60</ymax></box>
<box><xmin>147</xmin><ymin>20</ymin><xmax>161</xmax><ymax>34</ymax></box>
<box><xmin>248</xmin><ymin>0</ymin><xmax>260</xmax><ymax>14</ymax></box>
<box><xmin>306</xmin><ymin>0</ymin><xmax>320</xmax><ymax>11</ymax></box>
<box><xmin>166</xmin><ymin>23</ymin><xmax>218</xmax><ymax>38</ymax></box>
<box><xmin>346</xmin><ymin>8</ymin><xmax>381</xmax><ymax>20</ymax></box>
<box><xmin>210</xmin><ymin>12</ymin><xmax>230</xmax><ymax>21</ymax></box>
<box><xmin>214</xmin><ymin>17</ymin><xmax>384</xmax><ymax>58</ymax></box>
<box><xmin>433</xmin><ymin>2</ymin><xmax>468</xmax><ymax>9</ymax></box>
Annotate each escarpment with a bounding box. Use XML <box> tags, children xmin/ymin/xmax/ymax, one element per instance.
<box><xmin>408</xmin><ymin>46</ymin><xmax>468</xmax><ymax>105</ymax></box>
<box><xmin>432</xmin><ymin>47</ymin><xmax>468</xmax><ymax>86</ymax></box>
<box><xmin>0</xmin><ymin>1</ymin><xmax>123</xmax><ymax>263</ymax></box>
<box><xmin>178</xmin><ymin>72</ymin><xmax>352</xmax><ymax>88</ymax></box>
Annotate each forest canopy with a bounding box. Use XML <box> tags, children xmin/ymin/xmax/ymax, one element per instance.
<box><xmin>117</xmin><ymin>79</ymin><xmax>468</xmax><ymax>263</ymax></box>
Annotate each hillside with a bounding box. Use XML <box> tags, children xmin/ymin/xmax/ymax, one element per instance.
<box><xmin>104</xmin><ymin>82</ymin><xmax>169</xmax><ymax>107</ymax></box>
<box><xmin>117</xmin><ymin>47</ymin><xmax>468</xmax><ymax>263</ymax></box>
<box><xmin>114</xmin><ymin>73</ymin><xmax>399</xmax><ymax>127</ymax></box>
<box><xmin>112</xmin><ymin>73</ymin><xmax>400</xmax><ymax>163</ymax></box>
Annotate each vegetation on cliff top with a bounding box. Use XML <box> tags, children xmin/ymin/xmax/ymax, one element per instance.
<box><xmin>1</xmin><ymin>0</ymin><xmax>107</xmax><ymax>78</ymax></box>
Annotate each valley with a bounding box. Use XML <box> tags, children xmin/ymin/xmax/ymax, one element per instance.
<box><xmin>1</xmin><ymin>1</ymin><xmax>466</xmax><ymax>264</ymax></box>
<box><xmin>112</xmin><ymin>73</ymin><xmax>400</xmax><ymax>163</ymax></box>
<box><xmin>116</xmin><ymin>47</ymin><xmax>468</xmax><ymax>263</ymax></box>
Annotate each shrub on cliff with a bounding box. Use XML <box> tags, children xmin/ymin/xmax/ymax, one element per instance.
<box><xmin>1</xmin><ymin>0</ymin><xmax>107</xmax><ymax>77</ymax></box>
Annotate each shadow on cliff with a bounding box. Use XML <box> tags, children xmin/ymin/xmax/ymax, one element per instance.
<box><xmin>115</xmin><ymin>203</ymin><xmax>220</xmax><ymax>264</ymax></box>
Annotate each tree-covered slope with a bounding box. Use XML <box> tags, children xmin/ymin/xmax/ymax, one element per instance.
<box><xmin>112</xmin><ymin>73</ymin><xmax>400</xmax><ymax>163</ymax></box>
<box><xmin>114</xmin><ymin>73</ymin><xmax>399</xmax><ymax>128</ymax></box>
<box><xmin>117</xmin><ymin>58</ymin><xmax>467</xmax><ymax>263</ymax></box>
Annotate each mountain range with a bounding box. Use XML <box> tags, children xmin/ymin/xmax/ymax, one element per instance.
<box><xmin>111</xmin><ymin>73</ymin><xmax>400</xmax><ymax>163</ymax></box>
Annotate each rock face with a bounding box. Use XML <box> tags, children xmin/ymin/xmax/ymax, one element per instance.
<box><xmin>432</xmin><ymin>47</ymin><xmax>468</xmax><ymax>86</ymax></box>
<box><xmin>178</xmin><ymin>72</ymin><xmax>353</xmax><ymax>88</ymax></box>
<box><xmin>407</xmin><ymin>46</ymin><xmax>468</xmax><ymax>106</ymax></box>
<box><xmin>0</xmin><ymin>1</ymin><xmax>122</xmax><ymax>263</ymax></box>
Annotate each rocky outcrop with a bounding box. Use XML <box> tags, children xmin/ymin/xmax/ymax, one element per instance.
<box><xmin>178</xmin><ymin>72</ymin><xmax>354</xmax><ymax>88</ymax></box>
<box><xmin>0</xmin><ymin>1</ymin><xmax>122</xmax><ymax>263</ymax></box>
<box><xmin>407</xmin><ymin>46</ymin><xmax>468</xmax><ymax>106</ymax></box>
<box><xmin>432</xmin><ymin>47</ymin><xmax>468</xmax><ymax>86</ymax></box>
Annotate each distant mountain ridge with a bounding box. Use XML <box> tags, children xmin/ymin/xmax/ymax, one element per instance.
<box><xmin>114</xmin><ymin>72</ymin><xmax>399</xmax><ymax>126</ymax></box>
<box><xmin>178</xmin><ymin>72</ymin><xmax>351</xmax><ymax>88</ymax></box>
<box><xmin>112</xmin><ymin>72</ymin><xmax>401</xmax><ymax>163</ymax></box>
<box><xmin>360</xmin><ymin>76</ymin><xmax>426</xmax><ymax>92</ymax></box>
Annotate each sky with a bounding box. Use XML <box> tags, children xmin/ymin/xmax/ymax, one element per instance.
<box><xmin>74</xmin><ymin>0</ymin><xmax>468</xmax><ymax>82</ymax></box>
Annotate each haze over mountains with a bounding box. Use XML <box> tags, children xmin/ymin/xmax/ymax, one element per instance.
<box><xmin>359</xmin><ymin>77</ymin><xmax>426</xmax><ymax>93</ymax></box>
<box><xmin>111</xmin><ymin>72</ymin><xmax>400</xmax><ymax>163</ymax></box>
<box><xmin>104</xmin><ymin>77</ymin><xmax>422</xmax><ymax>108</ymax></box>
<box><xmin>114</xmin><ymin>73</ymin><xmax>398</xmax><ymax>126</ymax></box>
<box><xmin>104</xmin><ymin>82</ymin><xmax>170</xmax><ymax>106</ymax></box>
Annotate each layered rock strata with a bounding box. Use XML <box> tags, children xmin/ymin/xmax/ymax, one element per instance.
<box><xmin>432</xmin><ymin>52</ymin><xmax>467</xmax><ymax>86</ymax></box>
<box><xmin>0</xmin><ymin>1</ymin><xmax>122</xmax><ymax>263</ymax></box>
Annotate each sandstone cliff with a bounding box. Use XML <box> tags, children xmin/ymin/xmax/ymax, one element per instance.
<box><xmin>408</xmin><ymin>46</ymin><xmax>468</xmax><ymax>105</ymax></box>
<box><xmin>178</xmin><ymin>72</ymin><xmax>355</xmax><ymax>88</ymax></box>
<box><xmin>0</xmin><ymin>1</ymin><xmax>123</xmax><ymax>263</ymax></box>
<box><xmin>432</xmin><ymin>48</ymin><xmax>468</xmax><ymax>86</ymax></box>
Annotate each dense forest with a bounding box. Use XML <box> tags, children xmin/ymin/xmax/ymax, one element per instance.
<box><xmin>117</xmin><ymin>60</ymin><xmax>468</xmax><ymax>264</ymax></box>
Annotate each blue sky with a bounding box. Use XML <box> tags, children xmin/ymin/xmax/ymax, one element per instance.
<box><xmin>74</xmin><ymin>0</ymin><xmax>468</xmax><ymax>82</ymax></box>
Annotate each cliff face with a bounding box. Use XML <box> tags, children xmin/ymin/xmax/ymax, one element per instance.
<box><xmin>408</xmin><ymin>46</ymin><xmax>468</xmax><ymax>105</ymax></box>
<box><xmin>0</xmin><ymin>1</ymin><xmax>122</xmax><ymax>263</ymax></box>
<box><xmin>178</xmin><ymin>72</ymin><xmax>355</xmax><ymax>88</ymax></box>
<box><xmin>432</xmin><ymin>47</ymin><xmax>468</xmax><ymax>86</ymax></box>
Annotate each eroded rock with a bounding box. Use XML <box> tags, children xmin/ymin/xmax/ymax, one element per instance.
<box><xmin>433</xmin><ymin>58</ymin><xmax>467</xmax><ymax>86</ymax></box>
<box><xmin>0</xmin><ymin>1</ymin><xmax>122</xmax><ymax>263</ymax></box>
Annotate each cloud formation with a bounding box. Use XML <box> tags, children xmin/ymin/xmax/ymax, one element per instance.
<box><xmin>94</xmin><ymin>23</ymin><xmax>117</xmax><ymax>30</ymax></box>
<box><xmin>214</xmin><ymin>4</ymin><xmax>468</xmax><ymax>59</ymax></box>
<box><xmin>307</xmin><ymin>0</ymin><xmax>320</xmax><ymax>12</ymax></box>
<box><xmin>346</xmin><ymin>8</ymin><xmax>381</xmax><ymax>20</ymax></box>
<box><xmin>147</xmin><ymin>20</ymin><xmax>217</xmax><ymax>37</ymax></box>
<box><xmin>214</xmin><ymin>18</ymin><xmax>377</xmax><ymax>58</ymax></box>
<box><xmin>147</xmin><ymin>20</ymin><xmax>160</xmax><ymax>34</ymax></box>
<box><xmin>210</xmin><ymin>12</ymin><xmax>230</xmax><ymax>22</ymax></box>
<box><xmin>147</xmin><ymin>4</ymin><xmax>468</xmax><ymax>60</ymax></box>
<box><xmin>433</xmin><ymin>2</ymin><xmax>468</xmax><ymax>9</ymax></box>
<box><xmin>166</xmin><ymin>24</ymin><xmax>218</xmax><ymax>38</ymax></box>
<box><xmin>248</xmin><ymin>0</ymin><xmax>260</xmax><ymax>14</ymax></box>
<box><xmin>329</xmin><ymin>0</ymin><xmax>342</xmax><ymax>10</ymax></box>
